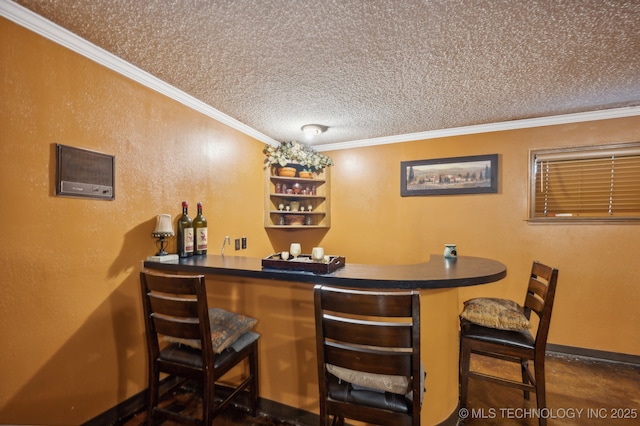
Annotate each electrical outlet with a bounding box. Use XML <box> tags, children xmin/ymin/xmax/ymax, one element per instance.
<box><xmin>241</xmin><ymin>237</ymin><xmax>247</xmax><ymax>249</ymax></box>
<box><xmin>235</xmin><ymin>238</ymin><xmax>240</xmax><ymax>250</ymax></box>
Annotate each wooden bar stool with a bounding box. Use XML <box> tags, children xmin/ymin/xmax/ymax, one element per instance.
<box><xmin>140</xmin><ymin>270</ymin><xmax>260</xmax><ymax>425</ymax></box>
<box><xmin>458</xmin><ymin>261</ymin><xmax>559</xmax><ymax>426</ymax></box>
<box><xmin>314</xmin><ymin>285</ymin><xmax>424</xmax><ymax>426</ymax></box>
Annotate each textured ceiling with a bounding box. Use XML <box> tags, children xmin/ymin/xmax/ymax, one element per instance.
<box><xmin>10</xmin><ymin>0</ymin><xmax>640</xmax><ymax>147</ymax></box>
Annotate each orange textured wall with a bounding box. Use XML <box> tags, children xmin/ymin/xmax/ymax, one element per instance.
<box><xmin>0</xmin><ymin>18</ymin><xmax>274</xmax><ymax>424</ymax></box>
<box><xmin>317</xmin><ymin>126</ymin><xmax>640</xmax><ymax>423</ymax></box>
<box><xmin>2</xmin><ymin>15</ymin><xmax>640</xmax><ymax>426</ymax></box>
<box><xmin>321</xmin><ymin>121</ymin><xmax>640</xmax><ymax>358</ymax></box>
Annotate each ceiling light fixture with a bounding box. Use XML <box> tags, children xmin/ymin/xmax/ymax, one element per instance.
<box><xmin>301</xmin><ymin>124</ymin><xmax>327</xmax><ymax>135</ymax></box>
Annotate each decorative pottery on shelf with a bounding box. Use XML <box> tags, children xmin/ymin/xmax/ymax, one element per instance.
<box><xmin>298</xmin><ymin>171</ymin><xmax>313</xmax><ymax>179</ymax></box>
<box><xmin>285</xmin><ymin>214</ymin><xmax>305</xmax><ymax>226</ymax></box>
<box><xmin>278</xmin><ymin>167</ymin><xmax>297</xmax><ymax>177</ymax></box>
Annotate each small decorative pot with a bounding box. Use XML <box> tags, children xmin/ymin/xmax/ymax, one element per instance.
<box><xmin>278</xmin><ymin>167</ymin><xmax>297</xmax><ymax>177</ymax></box>
<box><xmin>285</xmin><ymin>215</ymin><xmax>305</xmax><ymax>226</ymax></box>
<box><xmin>299</xmin><ymin>171</ymin><xmax>313</xmax><ymax>179</ymax></box>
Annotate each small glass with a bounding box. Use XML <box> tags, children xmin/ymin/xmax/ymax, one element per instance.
<box><xmin>289</xmin><ymin>243</ymin><xmax>301</xmax><ymax>259</ymax></box>
<box><xmin>311</xmin><ymin>247</ymin><xmax>324</xmax><ymax>262</ymax></box>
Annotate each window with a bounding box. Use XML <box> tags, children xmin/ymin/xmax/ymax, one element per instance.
<box><xmin>529</xmin><ymin>142</ymin><xmax>640</xmax><ymax>222</ymax></box>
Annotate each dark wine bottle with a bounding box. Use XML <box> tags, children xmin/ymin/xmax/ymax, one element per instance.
<box><xmin>177</xmin><ymin>201</ymin><xmax>194</xmax><ymax>258</ymax></box>
<box><xmin>193</xmin><ymin>202</ymin><xmax>208</xmax><ymax>255</ymax></box>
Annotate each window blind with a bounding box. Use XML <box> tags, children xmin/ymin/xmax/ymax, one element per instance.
<box><xmin>531</xmin><ymin>143</ymin><xmax>640</xmax><ymax>221</ymax></box>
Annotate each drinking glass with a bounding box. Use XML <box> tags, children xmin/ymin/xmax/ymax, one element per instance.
<box><xmin>289</xmin><ymin>243</ymin><xmax>301</xmax><ymax>259</ymax></box>
<box><xmin>311</xmin><ymin>247</ymin><xmax>324</xmax><ymax>262</ymax></box>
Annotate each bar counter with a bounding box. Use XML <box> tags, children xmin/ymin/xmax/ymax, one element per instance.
<box><xmin>143</xmin><ymin>253</ymin><xmax>507</xmax><ymax>425</ymax></box>
<box><xmin>143</xmin><ymin>253</ymin><xmax>506</xmax><ymax>289</ymax></box>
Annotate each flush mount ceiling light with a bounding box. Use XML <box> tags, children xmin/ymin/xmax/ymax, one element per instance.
<box><xmin>301</xmin><ymin>124</ymin><xmax>327</xmax><ymax>135</ymax></box>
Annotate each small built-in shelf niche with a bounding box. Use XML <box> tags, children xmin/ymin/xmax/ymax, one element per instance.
<box><xmin>264</xmin><ymin>167</ymin><xmax>331</xmax><ymax>229</ymax></box>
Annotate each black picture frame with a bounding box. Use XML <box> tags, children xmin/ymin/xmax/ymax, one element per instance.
<box><xmin>401</xmin><ymin>154</ymin><xmax>498</xmax><ymax>196</ymax></box>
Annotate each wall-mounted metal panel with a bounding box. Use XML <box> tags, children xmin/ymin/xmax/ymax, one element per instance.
<box><xmin>55</xmin><ymin>144</ymin><xmax>115</xmax><ymax>200</ymax></box>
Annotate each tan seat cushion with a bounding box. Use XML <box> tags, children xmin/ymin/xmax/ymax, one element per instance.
<box><xmin>165</xmin><ymin>308</ymin><xmax>257</xmax><ymax>353</ymax></box>
<box><xmin>460</xmin><ymin>297</ymin><xmax>531</xmax><ymax>331</ymax></box>
<box><xmin>327</xmin><ymin>361</ymin><xmax>425</xmax><ymax>404</ymax></box>
<box><xmin>327</xmin><ymin>364</ymin><xmax>410</xmax><ymax>394</ymax></box>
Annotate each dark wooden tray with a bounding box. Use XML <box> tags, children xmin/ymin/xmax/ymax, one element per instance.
<box><xmin>262</xmin><ymin>253</ymin><xmax>346</xmax><ymax>274</ymax></box>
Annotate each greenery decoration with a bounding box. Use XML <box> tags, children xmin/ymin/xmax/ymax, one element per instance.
<box><xmin>263</xmin><ymin>140</ymin><xmax>334</xmax><ymax>172</ymax></box>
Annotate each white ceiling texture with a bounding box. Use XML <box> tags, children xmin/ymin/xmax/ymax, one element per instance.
<box><xmin>4</xmin><ymin>0</ymin><xmax>640</xmax><ymax>150</ymax></box>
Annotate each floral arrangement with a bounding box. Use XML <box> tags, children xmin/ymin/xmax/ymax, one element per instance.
<box><xmin>263</xmin><ymin>140</ymin><xmax>334</xmax><ymax>172</ymax></box>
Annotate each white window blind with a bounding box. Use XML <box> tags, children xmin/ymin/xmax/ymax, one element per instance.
<box><xmin>530</xmin><ymin>142</ymin><xmax>640</xmax><ymax>222</ymax></box>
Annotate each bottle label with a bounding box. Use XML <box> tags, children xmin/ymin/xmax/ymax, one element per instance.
<box><xmin>196</xmin><ymin>227</ymin><xmax>208</xmax><ymax>251</ymax></box>
<box><xmin>184</xmin><ymin>227</ymin><xmax>194</xmax><ymax>253</ymax></box>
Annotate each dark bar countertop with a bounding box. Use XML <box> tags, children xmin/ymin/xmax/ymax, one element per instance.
<box><xmin>143</xmin><ymin>254</ymin><xmax>506</xmax><ymax>289</ymax></box>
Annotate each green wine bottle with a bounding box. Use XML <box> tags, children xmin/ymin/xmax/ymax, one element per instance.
<box><xmin>193</xmin><ymin>202</ymin><xmax>208</xmax><ymax>255</ymax></box>
<box><xmin>177</xmin><ymin>201</ymin><xmax>194</xmax><ymax>258</ymax></box>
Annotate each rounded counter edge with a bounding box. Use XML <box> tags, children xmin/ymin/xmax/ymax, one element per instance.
<box><xmin>142</xmin><ymin>254</ymin><xmax>507</xmax><ymax>290</ymax></box>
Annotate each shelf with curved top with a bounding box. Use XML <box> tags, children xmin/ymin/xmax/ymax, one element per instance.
<box><xmin>265</xmin><ymin>167</ymin><xmax>331</xmax><ymax>229</ymax></box>
<box><xmin>269</xmin><ymin>175</ymin><xmax>325</xmax><ymax>184</ymax></box>
<box><xmin>270</xmin><ymin>210</ymin><xmax>325</xmax><ymax>214</ymax></box>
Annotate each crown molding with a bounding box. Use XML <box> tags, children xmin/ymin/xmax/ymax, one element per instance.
<box><xmin>0</xmin><ymin>0</ymin><xmax>278</xmax><ymax>146</ymax></box>
<box><xmin>3</xmin><ymin>0</ymin><xmax>639</xmax><ymax>153</ymax></box>
<box><xmin>314</xmin><ymin>106</ymin><xmax>640</xmax><ymax>152</ymax></box>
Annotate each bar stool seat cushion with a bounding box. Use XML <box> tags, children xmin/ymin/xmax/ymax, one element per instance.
<box><xmin>460</xmin><ymin>297</ymin><xmax>531</xmax><ymax>331</ymax></box>
<box><xmin>165</xmin><ymin>308</ymin><xmax>257</xmax><ymax>353</ymax></box>
<box><xmin>160</xmin><ymin>331</ymin><xmax>260</xmax><ymax>368</ymax></box>
<box><xmin>327</xmin><ymin>364</ymin><xmax>410</xmax><ymax>394</ymax></box>
<box><xmin>326</xmin><ymin>362</ymin><xmax>425</xmax><ymax>405</ymax></box>
<box><xmin>327</xmin><ymin>374</ymin><xmax>411</xmax><ymax>413</ymax></box>
<box><xmin>460</xmin><ymin>319</ymin><xmax>535</xmax><ymax>349</ymax></box>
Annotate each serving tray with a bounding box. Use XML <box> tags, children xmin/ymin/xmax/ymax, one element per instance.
<box><xmin>262</xmin><ymin>253</ymin><xmax>345</xmax><ymax>274</ymax></box>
